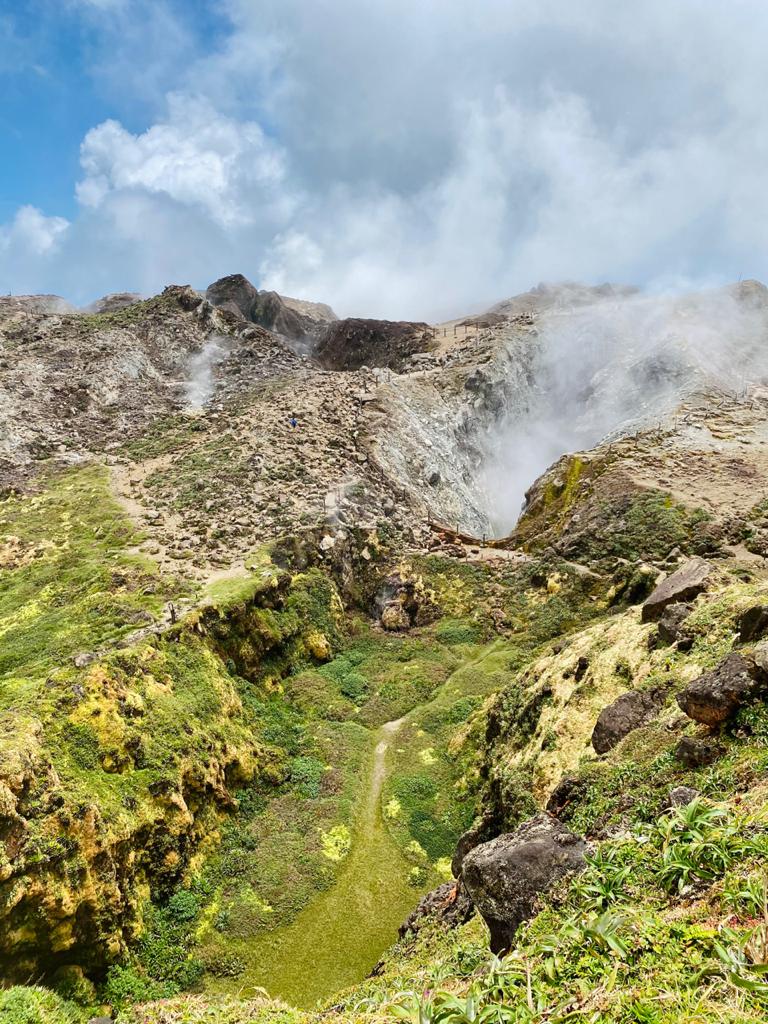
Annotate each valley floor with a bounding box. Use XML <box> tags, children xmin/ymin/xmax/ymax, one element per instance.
<box><xmin>205</xmin><ymin>718</ymin><xmax>416</xmax><ymax>1008</ymax></box>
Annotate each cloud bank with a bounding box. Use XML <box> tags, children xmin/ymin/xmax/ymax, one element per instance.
<box><xmin>3</xmin><ymin>0</ymin><xmax>768</xmax><ymax>317</ymax></box>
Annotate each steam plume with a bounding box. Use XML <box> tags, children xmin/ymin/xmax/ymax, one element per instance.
<box><xmin>480</xmin><ymin>283</ymin><xmax>768</xmax><ymax>535</ymax></box>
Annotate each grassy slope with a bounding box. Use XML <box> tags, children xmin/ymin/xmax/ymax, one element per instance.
<box><xmin>8</xmin><ymin>465</ymin><xmax>768</xmax><ymax>1023</ymax></box>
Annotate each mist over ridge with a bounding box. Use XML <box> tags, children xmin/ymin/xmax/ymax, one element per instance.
<box><xmin>478</xmin><ymin>280</ymin><xmax>768</xmax><ymax>534</ymax></box>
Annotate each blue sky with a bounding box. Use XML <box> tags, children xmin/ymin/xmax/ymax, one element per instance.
<box><xmin>2</xmin><ymin>1</ymin><xmax>768</xmax><ymax>318</ymax></box>
<box><xmin>0</xmin><ymin>1</ymin><xmax>225</xmax><ymax>218</ymax></box>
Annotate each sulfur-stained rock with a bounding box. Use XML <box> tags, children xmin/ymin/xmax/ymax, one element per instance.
<box><xmin>461</xmin><ymin>814</ymin><xmax>587</xmax><ymax>954</ymax></box>
<box><xmin>641</xmin><ymin>558</ymin><xmax>712</xmax><ymax>623</ymax></box>
<box><xmin>380</xmin><ymin>603</ymin><xmax>411</xmax><ymax>631</ymax></box>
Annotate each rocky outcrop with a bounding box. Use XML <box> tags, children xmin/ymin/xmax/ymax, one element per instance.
<box><xmin>206</xmin><ymin>273</ymin><xmax>260</xmax><ymax>320</ymax></box>
<box><xmin>591</xmin><ymin>685</ymin><xmax>668</xmax><ymax>754</ymax></box>
<box><xmin>676</xmin><ymin>652</ymin><xmax>764</xmax><ymax>727</ymax></box>
<box><xmin>85</xmin><ymin>292</ymin><xmax>143</xmax><ymax>314</ymax></box>
<box><xmin>205</xmin><ymin>274</ymin><xmax>335</xmax><ymax>342</ymax></box>
<box><xmin>375</xmin><ymin>572</ymin><xmax>438</xmax><ymax>632</ymax></box>
<box><xmin>398</xmin><ymin>881</ymin><xmax>475</xmax><ymax>939</ymax></box>
<box><xmin>641</xmin><ymin>558</ymin><xmax>712</xmax><ymax>622</ymax></box>
<box><xmin>314</xmin><ymin>318</ymin><xmax>434</xmax><ymax>371</ymax></box>
<box><xmin>461</xmin><ymin>814</ymin><xmax>587</xmax><ymax>954</ymax></box>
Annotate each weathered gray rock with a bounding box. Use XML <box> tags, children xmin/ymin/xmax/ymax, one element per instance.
<box><xmin>739</xmin><ymin>605</ymin><xmax>768</xmax><ymax>643</ymax></box>
<box><xmin>752</xmin><ymin>640</ymin><xmax>768</xmax><ymax>677</ymax></box>
<box><xmin>641</xmin><ymin>558</ymin><xmax>712</xmax><ymax>623</ymax></box>
<box><xmin>591</xmin><ymin>685</ymin><xmax>668</xmax><ymax>754</ymax></box>
<box><xmin>674</xmin><ymin>736</ymin><xmax>722</xmax><ymax>767</ymax></box>
<box><xmin>677</xmin><ymin>652</ymin><xmax>763</xmax><ymax>726</ymax></box>
<box><xmin>461</xmin><ymin>814</ymin><xmax>587</xmax><ymax>954</ymax></box>
<box><xmin>399</xmin><ymin>881</ymin><xmax>475</xmax><ymax>939</ymax></box>
<box><xmin>666</xmin><ymin>785</ymin><xmax>700</xmax><ymax>807</ymax></box>
<box><xmin>657</xmin><ymin>602</ymin><xmax>693</xmax><ymax>646</ymax></box>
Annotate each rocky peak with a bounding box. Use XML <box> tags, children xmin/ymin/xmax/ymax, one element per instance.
<box><xmin>205</xmin><ymin>273</ymin><xmax>336</xmax><ymax>343</ymax></box>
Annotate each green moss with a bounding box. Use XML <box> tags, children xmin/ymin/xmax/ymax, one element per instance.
<box><xmin>0</xmin><ymin>464</ymin><xmax>188</xmax><ymax>690</ymax></box>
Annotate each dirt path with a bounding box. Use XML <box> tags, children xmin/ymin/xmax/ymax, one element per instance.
<box><xmin>209</xmin><ymin>718</ymin><xmax>418</xmax><ymax>1009</ymax></box>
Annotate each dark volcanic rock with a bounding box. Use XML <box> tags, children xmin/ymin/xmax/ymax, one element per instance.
<box><xmin>206</xmin><ymin>274</ymin><xmax>333</xmax><ymax>341</ymax></box>
<box><xmin>399</xmin><ymin>881</ymin><xmax>475</xmax><ymax>939</ymax></box>
<box><xmin>641</xmin><ymin>558</ymin><xmax>712</xmax><ymax>622</ymax></box>
<box><xmin>461</xmin><ymin>814</ymin><xmax>587</xmax><ymax>954</ymax></box>
<box><xmin>206</xmin><ymin>273</ymin><xmax>260</xmax><ymax>320</ymax></box>
<box><xmin>677</xmin><ymin>652</ymin><xmax>764</xmax><ymax>726</ymax></box>
<box><xmin>674</xmin><ymin>736</ymin><xmax>722</xmax><ymax>767</ymax></box>
<box><xmin>591</xmin><ymin>685</ymin><xmax>668</xmax><ymax>754</ymax></box>
<box><xmin>451</xmin><ymin>816</ymin><xmax>497</xmax><ymax>878</ymax></box>
<box><xmin>738</xmin><ymin>605</ymin><xmax>768</xmax><ymax>643</ymax></box>
<box><xmin>545</xmin><ymin>775</ymin><xmax>588</xmax><ymax>819</ymax></box>
<box><xmin>657</xmin><ymin>602</ymin><xmax>693</xmax><ymax>646</ymax></box>
<box><xmin>314</xmin><ymin>317</ymin><xmax>434</xmax><ymax>371</ymax></box>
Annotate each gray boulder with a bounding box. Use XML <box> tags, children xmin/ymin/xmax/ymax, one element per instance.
<box><xmin>674</xmin><ymin>736</ymin><xmax>722</xmax><ymax>767</ymax></box>
<box><xmin>461</xmin><ymin>814</ymin><xmax>587</xmax><ymax>954</ymax></box>
<box><xmin>677</xmin><ymin>652</ymin><xmax>763</xmax><ymax>727</ymax></box>
<box><xmin>657</xmin><ymin>602</ymin><xmax>693</xmax><ymax>647</ymax></box>
<box><xmin>641</xmin><ymin>558</ymin><xmax>712</xmax><ymax>623</ymax></box>
<box><xmin>666</xmin><ymin>785</ymin><xmax>700</xmax><ymax>807</ymax></box>
<box><xmin>591</xmin><ymin>685</ymin><xmax>668</xmax><ymax>754</ymax></box>
<box><xmin>739</xmin><ymin>605</ymin><xmax>768</xmax><ymax>643</ymax></box>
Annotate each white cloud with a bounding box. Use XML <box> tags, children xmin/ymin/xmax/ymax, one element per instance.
<box><xmin>5</xmin><ymin>1</ymin><xmax>768</xmax><ymax>313</ymax></box>
<box><xmin>0</xmin><ymin>206</ymin><xmax>69</xmax><ymax>257</ymax></box>
<box><xmin>76</xmin><ymin>93</ymin><xmax>291</xmax><ymax>228</ymax></box>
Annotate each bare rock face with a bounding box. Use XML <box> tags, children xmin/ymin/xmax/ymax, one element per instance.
<box><xmin>676</xmin><ymin>652</ymin><xmax>763</xmax><ymax>726</ymax></box>
<box><xmin>206</xmin><ymin>273</ymin><xmax>261</xmax><ymax>320</ymax></box>
<box><xmin>398</xmin><ymin>881</ymin><xmax>475</xmax><ymax>939</ymax></box>
<box><xmin>738</xmin><ymin>604</ymin><xmax>768</xmax><ymax>643</ymax></box>
<box><xmin>205</xmin><ymin>274</ymin><xmax>335</xmax><ymax>341</ymax></box>
<box><xmin>591</xmin><ymin>685</ymin><xmax>668</xmax><ymax>754</ymax></box>
<box><xmin>314</xmin><ymin>317</ymin><xmax>434</xmax><ymax>371</ymax></box>
<box><xmin>641</xmin><ymin>558</ymin><xmax>712</xmax><ymax>623</ymax></box>
<box><xmin>461</xmin><ymin>814</ymin><xmax>587</xmax><ymax>954</ymax></box>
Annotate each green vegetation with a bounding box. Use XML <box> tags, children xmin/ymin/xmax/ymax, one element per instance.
<box><xmin>121</xmin><ymin>413</ymin><xmax>210</xmax><ymax>461</ymax></box>
<box><xmin>0</xmin><ymin>464</ymin><xmax>188</xmax><ymax>687</ymax></box>
<box><xmin>0</xmin><ymin>987</ymin><xmax>89</xmax><ymax>1024</ymax></box>
<box><xmin>341</xmin><ymin>797</ymin><xmax>768</xmax><ymax>1024</ymax></box>
<box><xmin>575</xmin><ymin>490</ymin><xmax>713</xmax><ymax>565</ymax></box>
